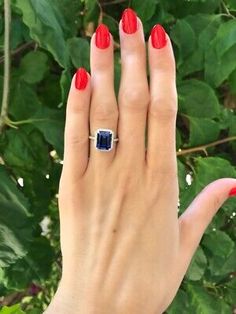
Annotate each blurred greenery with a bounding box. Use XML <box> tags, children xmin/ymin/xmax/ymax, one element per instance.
<box><xmin>0</xmin><ymin>0</ymin><xmax>236</xmax><ymax>313</ymax></box>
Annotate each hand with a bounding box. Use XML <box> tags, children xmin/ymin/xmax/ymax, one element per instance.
<box><xmin>44</xmin><ymin>8</ymin><xmax>236</xmax><ymax>314</ymax></box>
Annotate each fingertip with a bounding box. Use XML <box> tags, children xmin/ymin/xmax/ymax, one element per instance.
<box><xmin>67</xmin><ymin>68</ymin><xmax>91</xmax><ymax>113</ymax></box>
<box><xmin>69</xmin><ymin>68</ymin><xmax>91</xmax><ymax>96</ymax></box>
<box><xmin>148</xmin><ymin>27</ymin><xmax>172</xmax><ymax>51</ymax></box>
<box><xmin>119</xmin><ymin>14</ymin><xmax>145</xmax><ymax>44</ymax></box>
<box><xmin>148</xmin><ymin>27</ymin><xmax>175</xmax><ymax>71</ymax></box>
<box><xmin>74</xmin><ymin>67</ymin><xmax>89</xmax><ymax>90</ymax></box>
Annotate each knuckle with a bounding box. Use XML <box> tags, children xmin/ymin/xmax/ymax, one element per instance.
<box><xmin>120</xmin><ymin>88</ymin><xmax>150</xmax><ymax>110</ymax></box>
<box><xmin>150</xmin><ymin>97</ymin><xmax>177</xmax><ymax>120</ymax></box>
<box><xmin>93</xmin><ymin>102</ymin><xmax>118</xmax><ymax>121</ymax></box>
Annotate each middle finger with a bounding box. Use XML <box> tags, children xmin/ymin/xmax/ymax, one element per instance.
<box><xmin>116</xmin><ymin>9</ymin><xmax>150</xmax><ymax>162</ymax></box>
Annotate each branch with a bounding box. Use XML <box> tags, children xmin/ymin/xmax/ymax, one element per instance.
<box><xmin>0</xmin><ymin>41</ymin><xmax>34</xmax><ymax>64</ymax></box>
<box><xmin>101</xmin><ymin>0</ymin><xmax>129</xmax><ymax>5</ymax></box>
<box><xmin>177</xmin><ymin>136</ymin><xmax>236</xmax><ymax>156</ymax></box>
<box><xmin>0</xmin><ymin>0</ymin><xmax>11</xmax><ymax>134</ymax></box>
<box><xmin>221</xmin><ymin>0</ymin><xmax>236</xmax><ymax>19</ymax></box>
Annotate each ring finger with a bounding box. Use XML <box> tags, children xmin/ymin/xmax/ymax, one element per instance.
<box><xmin>89</xmin><ymin>24</ymin><xmax>118</xmax><ymax>166</ymax></box>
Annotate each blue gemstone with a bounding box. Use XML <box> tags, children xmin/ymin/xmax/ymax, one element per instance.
<box><xmin>96</xmin><ymin>130</ymin><xmax>113</xmax><ymax>150</ymax></box>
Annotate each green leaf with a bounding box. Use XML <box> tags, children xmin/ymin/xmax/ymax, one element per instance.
<box><xmin>0</xmin><ymin>166</ymin><xmax>32</xmax><ymax>267</ymax></box>
<box><xmin>3</xmin><ymin>237</ymin><xmax>55</xmax><ymax>290</ymax></box>
<box><xmin>227</xmin><ymin>0</ymin><xmax>236</xmax><ymax>9</ymax></box>
<box><xmin>166</xmin><ymin>288</ymin><xmax>190</xmax><ymax>313</ymax></box>
<box><xmin>20</xmin><ymin>51</ymin><xmax>49</xmax><ymax>84</ymax></box>
<box><xmin>194</xmin><ymin>157</ymin><xmax>236</xmax><ymax>183</ymax></box>
<box><xmin>170</xmin><ymin>19</ymin><xmax>196</xmax><ymax>63</ymax></box>
<box><xmin>187</xmin><ymin>116</ymin><xmax>220</xmax><ymax>146</ymax></box>
<box><xmin>2</xmin><ymin>128</ymin><xmax>50</xmax><ymax>176</ymax></box>
<box><xmin>207</xmin><ymin>244</ymin><xmax>236</xmax><ymax>276</ymax></box>
<box><xmin>187</xmin><ymin>283</ymin><xmax>231</xmax><ymax>314</ymax></box>
<box><xmin>179</xmin><ymin>157</ymin><xmax>236</xmax><ymax>212</ymax></box>
<box><xmin>176</xmin><ymin>128</ymin><xmax>182</xmax><ymax>150</ymax></box>
<box><xmin>8</xmin><ymin>80</ymin><xmax>65</xmax><ymax>158</ymax></box>
<box><xmin>202</xmin><ymin>230</ymin><xmax>235</xmax><ymax>259</ymax></box>
<box><xmin>14</xmin><ymin>0</ymin><xmax>69</xmax><ymax>67</ymax></box>
<box><xmin>224</xmin><ymin>276</ymin><xmax>236</xmax><ymax>304</ymax></box>
<box><xmin>83</xmin><ymin>0</ymin><xmax>99</xmax><ymax>24</ymax></box>
<box><xmin>160</xmin><ymin>0</ymin><xmax>221</xmax><ymax>17</ymax></box>
<box><xmin>229</xmin><ymin>68</ymin><xmax>236</xmax><ymax>94</ymax></box>
<box><xmin>198</xmin><ymin>15</ymin><xmax>222</xmax><ymax>50</ymax></box>
<box><xmin>131</xmin><ymin>0</ymin><xmax>157</xmax><ymax>22</ymax></box>
<box><xmin>0</xmin><ymin>304</ymin><xmax>25</xmax><ymax>314</ymax></box>
<box><xmin>22</xmin><ymin>172</ymin><xmax>51</xmax><ymax>222</ymax></box>
<box><xmin>205</xmin><ymin>20</ymin><xmax>236</xmax><ymax>87</ymax></box>
<box><xmin>51</xmin><ymin>0</ymin><xmax>83</xmax><ymax>37</ymax></box>
<box><xmin>60</xmin><ymin>68</ymin><xmax>72</xmax><ymax>105</ymax></box>
<box><xmin>38</xmin><ymin>73</ymin><xmax>62</xmax><ymax>109</ymax></box>
<box><xmin>177</xmin><ymin>159</ymin><xmax>187</xmax><ymax>191</ymax></box>
<box><xmin>185</xmin><ymin>246</ymin><xmax>207</xmax><ymax>281</ymax></box>
<box><xmin>215</xmin><ymin>20</ymin><xmax>236</xmax><ymax>58</ymax></box>
<box><xmin>229</xmin><ymin>115</ymin><xmax>236</xmax><ymax>136</ymax></box>
<box><xmin>176</xmin><ymin>14</ymin><xmax>221</xmax><ymax>76</ymax></box>
<box><xmin>10</xmin><ymin>17</ymin><xmax>29</xmax><ymax>50</ymax></box>
<box><xmin>9</xmin><ymin>80</ymin><xmax>40</xmax><ymax>120</ymax></box>
<box><xmin>103</xmin><ymin>14</ymin><xmax>119</xmax><ymax>36</ymax></box>
<box><xmin>31</xmin><ymin>106</ymin><xmax>65</xmax><ymax>158</ymax></box>
<box><xmin>178</xmin><ymin>79</ymin><xmax>220</xmax><ymax>118</ymax></box>
<box><xmin>67</xmin><ymin>37</ymin><xmax>90</xmax><ymax>70</ymax></box>
<box><xmin>178</xmin><ymin>49</ymin><xmax>204</xmax><ymax>77</ymax></box>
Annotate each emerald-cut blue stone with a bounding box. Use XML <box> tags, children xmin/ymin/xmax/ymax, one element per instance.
<box><xmin>96</xmin><ymin>130</ymin><xmax>113</xmax><ymax>150</ymax></box>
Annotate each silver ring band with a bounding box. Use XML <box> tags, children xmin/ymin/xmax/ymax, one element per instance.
<box><xmin>89</xmin><ymin>135</ymin><xmax>119</xmax><ymax>141</ymax></box>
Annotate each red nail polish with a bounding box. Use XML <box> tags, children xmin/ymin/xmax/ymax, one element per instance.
<box><xmin>95</xmin><ymin>24</ymin><xmax>110</xmax><ymax>49</ymax></box>
<box><xmin>75</xmin><ymin>68</ymin><xmax>88</xmax><ymax>90</ymax></box>
<box><xmin>122</xmin><ymin>8</ymin><xmax>138</xmax><ymax>34</ymax></box>
<box><xmin>229</xmin><ymin>187</ymin><xmax>236</xmax><ymax>197</ymax></box>
<box><xmin>151</xmin><ymin>24</ymin><xmax>167</xmax><ymax>49</ymax></box>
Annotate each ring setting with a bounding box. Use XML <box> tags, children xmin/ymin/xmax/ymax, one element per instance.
<box><xmin>89</xmin><ymin>128</ymin><xmax>118</xmax><ymax>151</ymax></box>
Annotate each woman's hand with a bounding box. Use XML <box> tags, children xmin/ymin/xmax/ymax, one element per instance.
<box><xmin>44</xmin><ymin>8</ymin><xmax>236</xmax><ymax>314</ymax></box>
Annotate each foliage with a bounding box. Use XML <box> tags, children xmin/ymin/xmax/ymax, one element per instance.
<box><xmin>0</xmin><ymin>0</ymin><xmax>236</xmax><ymax>312</ymax></box>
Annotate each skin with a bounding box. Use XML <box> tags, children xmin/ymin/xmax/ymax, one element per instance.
<box><xmin>44</xmin><ymin>16</ymin><xmax>236</xmax><ymax>314</ymax></box>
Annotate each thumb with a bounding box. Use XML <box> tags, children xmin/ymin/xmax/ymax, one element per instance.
<box><xmin>174</xmin><ymin>178</ymin><xmax>236</xmax><ymax>290</ymax></box>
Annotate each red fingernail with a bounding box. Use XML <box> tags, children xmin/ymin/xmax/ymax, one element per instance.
<box><xmin>122</xmin><ymin>8</ymin><xmax>138</xmax><ymax>34</ymax></box>
<box><xmin>229</xmin><ymin>187</ymin><xmax>236</xmax><ymax>197</ymax></box>
<box><xmin>151</xmin><ymin>24</ymin><xmax>167</xmax><ymax>49</ymax></box>
<box><xmin>75</xmin><ymin>68</ymin><xmax>88</xmax><ymax>90</ymax></box>
<box><xmin>95</xmin><ymin>24</ymin><xmax>110</xmax><ymax>49</ymax></box>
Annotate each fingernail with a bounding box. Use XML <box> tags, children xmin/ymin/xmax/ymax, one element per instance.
<box><xmin>122</xmin><ymin>8</ymin><xmax>138</xmax><ymax>34</ymax></box>
<box><xmin>95</xmin><ymin>24</ymin><xmax>110</xmax><ymax>49</ymax></box>
<box><xmin>75</xmin><ymin>68</ymin><xmax>88</xmax><ymax>90</ymax></box>
<box><xmin>229</xmin><ymin>187</ymin><xmax>236</xmax><ymax>197</ymax></box>
<box><xmin>151</xmin><ymin>24</ymin><xmax>167</xmax><ymax>49</ymax></box>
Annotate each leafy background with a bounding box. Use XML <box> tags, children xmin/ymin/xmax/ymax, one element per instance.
<box><xmin>0</xmin><ymin>0</ymin><xmax>236</xmax><ymax>313</ymax></box>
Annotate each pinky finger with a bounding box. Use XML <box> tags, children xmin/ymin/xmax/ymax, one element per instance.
<box><xmin>62</xmin><ymin>68</ymin><xmax>91</xmax><ymax>180</ymax></box>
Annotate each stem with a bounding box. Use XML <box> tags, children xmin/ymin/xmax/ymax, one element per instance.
<box><xmin>0</xmin><ymin>0</ymin><xmax>11</xmax><ymax>134</ymax></box>
<box><xmin>0</xmin><ymin>41</ymin><xmax>34</xmax><ymax>64</ymax></box>
<box><xmin>177</xmin><ymin>136</ymin><xmax>236</xmax><ymax>156</ymax></box>
<box><xmin>101</xmin><ymin>0</ymin><xmax>129</xmax><ymax>5</ymax></box>
<box><xmin>5</xmin><ymin>117</ymin><xmax>48</xmax><ymax>125</ymax></box>
<box><xmin>221</xmin><ymin>1</ymin><xmax>235</xmax><ymax>19</ymax></box>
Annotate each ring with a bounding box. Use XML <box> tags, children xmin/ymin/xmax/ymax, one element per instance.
<box><xmin>89</xmin><ymin>128</ymin><xmax>119</xmax><ymax>152</ymax></box>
